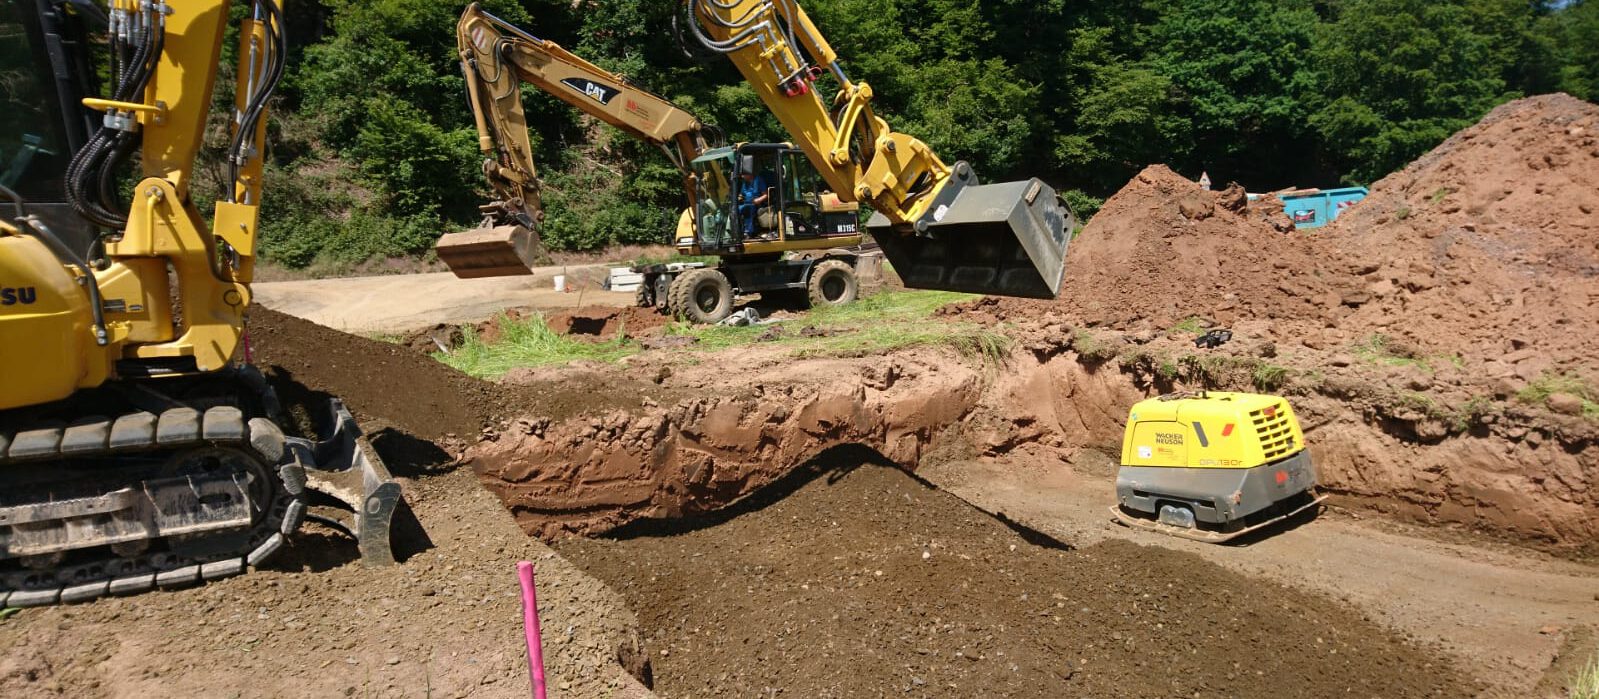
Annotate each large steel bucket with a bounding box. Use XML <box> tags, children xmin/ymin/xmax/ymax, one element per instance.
<box><xmin>435</xmin><ymin>224</ymin><xmax>545</xmax><ymax>279</ymax></box>
<box><xmin>869</xmin><ymin>164</ymin><xmax>1072</xmax><ymax>299</ymax></box>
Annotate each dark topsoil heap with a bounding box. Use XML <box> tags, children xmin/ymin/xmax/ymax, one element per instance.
<box><xmin>561</xmin><ymin>459</ymin><xmax>1476</xmax><ymax>698</ymax></box>
<box><xmin>964</xmin><ymin>94</ymin><xmax>1599</xmax><ymax>367</ymax></box>
<box><xmin>248</xmin><ymin>307</ymin><xmax>669</xmax><ymax>438</ymax></box>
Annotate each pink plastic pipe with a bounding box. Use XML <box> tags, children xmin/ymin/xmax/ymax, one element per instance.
<box><xmin>517</xmin><ymin>561</ymin><xmax>548</xmax><ymax>699</ymax></box>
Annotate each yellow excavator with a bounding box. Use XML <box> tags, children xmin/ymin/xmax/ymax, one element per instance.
<box><xmin>687</xmin><ymin>0</ymin><xmax>1072</xmax><ymax>300</ymax></box>
<box><xmin>0</xmin><ymin>0</ymin><xmax>399</xmax><ymax>607</ymax></box>
<box><xmin>440</xmin><ymin>4</ymin><xmax>871</xmax><ymax>323</ymax></box>
<box><xmin>439</xmin><ymin>0</ymin><xmax>1073</xmax><ymax>320</ymax></box>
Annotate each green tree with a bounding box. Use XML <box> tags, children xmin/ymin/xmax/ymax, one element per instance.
<box><xmin>1308</xmin><ymin>0</ymin><xmax>1533</xmax><ymax>181</ymax></box>
<box><xmin>1145</xmin><ymin>0</ymin><xmax>1321</xmax><ymax>187</ymax></box>
<box><xmin>1550</xmin><ymin>0</ymin><xmax>1599</xmax><ymax>100</ymax></box>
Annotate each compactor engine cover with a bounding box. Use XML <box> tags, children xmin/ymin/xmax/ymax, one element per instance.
<box><xmin>1112</xmin><ymin>392</ymin><xmax>1324</xmax><ymax>542</ymax></box>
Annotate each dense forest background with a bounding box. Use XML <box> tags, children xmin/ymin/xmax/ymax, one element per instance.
<box><xmin>245</xmin><ymin>0</ymin><xmax>1599</xmax><ymax>270</ymax></box>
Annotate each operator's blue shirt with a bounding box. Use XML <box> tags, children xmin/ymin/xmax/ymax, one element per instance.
<box><xmin>738</xmin><ymin>173</ymin><xmax>771</xmax><ymax>234</ymax></box>
<box><xmin>739</xmin><ymin>174</ymin><xmax>770</xmax><ymax>206</ymax></box>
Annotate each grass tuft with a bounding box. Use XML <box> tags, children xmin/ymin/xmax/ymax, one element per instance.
<box><xmin>1168</xmin><ymin>316</ymin><xmax>1208</xmax><ymax>335</ymax></box>
<box><xmin>436</xmin><ymin>313</ymin><xmax>636</xmax><ymax>378</ymax></box>
<box><xmin>1572</xmin><ymin>651</ymin><xmax>1599</xmax><ymax>699</ymax></box>
<box><xmin>1517</xmin><ymin>372</ymin><xmax>1599</xmax><ymax>418</ymax></box>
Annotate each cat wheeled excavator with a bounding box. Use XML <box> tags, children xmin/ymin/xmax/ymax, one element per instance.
<box><xmin>439</xmin><ymin>0</ymin><xmax>1074</xmax><ymax>321</ymax></box>
<box><xmin>441</xmin><ymin>4</ymin><xmax>870</xmax><ymax>323</ymax></box>
<box><xmin>0</xmin><ymin>0</ymin><xmax>400</xmax><ymax>607</ymax></box>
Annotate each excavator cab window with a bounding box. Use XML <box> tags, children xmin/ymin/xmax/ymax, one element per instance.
<box><xmin>690</xmin><ymin>148</ymin><xmax>737</xmax><ymax>248</ymax></box>
<box><xmin>0</xmin><ymin>1</ymin><xmax>74</xmax><ymax>200</ymax></box>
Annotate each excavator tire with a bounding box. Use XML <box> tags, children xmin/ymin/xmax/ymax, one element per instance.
<box><xmin>807</xmin><ymin>259</ymin><xmax>859</xmax><ymax>309</ymax></box>
<box><xmin>668</xmin><ymin>268</ymin><xmax>734</xmax><ymax>324</ymax></box>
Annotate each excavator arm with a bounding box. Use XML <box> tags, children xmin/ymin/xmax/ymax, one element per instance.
<box><xmin>438</xmin><ymin>3</ymin><xmax>720</xmax><ymax>277</ymax></box>
<box><xmin>688</xmin><ymin>0</ymin><xmax>1071</xmax><ymax>299</ymax></box>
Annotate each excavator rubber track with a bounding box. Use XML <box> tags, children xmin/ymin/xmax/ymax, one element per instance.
<box><xmin>0</xmin><ymin>370</ymin><xmax>401</xmax><ymax>607</ymax></box>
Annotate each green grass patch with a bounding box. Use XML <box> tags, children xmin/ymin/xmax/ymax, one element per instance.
<box><xmin>436</xmin><ymin>313</ymin><xmax>637</xmax><ymax>378</ymax></box>
<box><xmin>1428</xmin><ymin>186</ymin><xmax>1455</xmax><ymax>204</ymax></box>
<box><xmin>1573</xmin><ymin>651</ymin><xmax>1599</xmax><ymax>699</ymax></box>
<box><xmin>1168</xmin><ymin>316</ymin><xmax>1207</xmax><ymax>335</ymax></box>
<box><xmin>436</xmin><ymin>290</ymin><xmax>996</xmax><ymax>378</ymax></box>
<box><xmin>1352</xmin><ymin>333</ymin><xmax>1426</xmax><ymax>368</ymax></box>
<box><xmin>1251</xmin><ymin>363</ymin><xmax>1290</xmax><ymax>391</ymax></box>
<box><xmin>1073</xmin><ymin>329</ymin><xmax>1120</xmax><ymax>362</ymax></box>
<box><xmin>1516</xmin><ymin>372</ymin><xmax>1599</xmax><ymax>417</ymax></box>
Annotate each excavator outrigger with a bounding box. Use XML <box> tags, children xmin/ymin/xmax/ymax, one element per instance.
<box><xmin>442</xmin><ymin>4</ymin><xmax>872</xmax><ymax>322</ymax></box>
<box><xmin>0</xmin><ymin>0</ymin><xmax>400</xmax><ymax>607</ymax></box>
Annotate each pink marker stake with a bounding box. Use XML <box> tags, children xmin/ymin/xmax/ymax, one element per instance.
<box><xmin>517</xmin><ymin>561</ymin><xmax>549</xmax><ymax>699</ymax></box>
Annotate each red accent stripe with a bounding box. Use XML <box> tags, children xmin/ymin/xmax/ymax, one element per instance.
<box><xmin>1221</xmin><ymin>423</ymin><xmax>1234</xmax><ymax>437</ymax></box>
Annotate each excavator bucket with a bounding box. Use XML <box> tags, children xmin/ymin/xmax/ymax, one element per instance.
<box><xmin>436</xmin><ymin>224</ymin><xmax>544</xmax><ymax>279</ymax></box>
<box><xmin>287</xmin><ymin>399</ymin><xmax>405</xmax><ymax>566</ymax></box>
<box><xmin>869</xmin><ymin>172</ymin><xmax>1073</xmax><ymax>299</ymax></box>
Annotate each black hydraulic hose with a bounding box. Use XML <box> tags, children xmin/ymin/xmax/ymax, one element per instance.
<box><xmin>229</xmin><ymin>0</ymin><xmax>287</xmax><ymax>201</ymax></box>
<box><xmin>2</xmin><ymin>183</ymin><xmax>110</xmax><ymax>345</ymax></box>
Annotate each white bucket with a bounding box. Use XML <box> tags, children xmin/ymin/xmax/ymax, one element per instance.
<box><xmin>553</xmin><ymin>275</ymin><xmax>567</xmax><ymax>292</ymax></box>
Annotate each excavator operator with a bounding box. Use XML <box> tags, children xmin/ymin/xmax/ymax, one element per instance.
<box><xmin>737</xmin><ymin>155</ymin><xmax>771</xmax><ymax>238</ymax></box>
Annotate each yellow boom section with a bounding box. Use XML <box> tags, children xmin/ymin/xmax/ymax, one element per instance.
<box><xmin>689</xmin><ymin>0</ymin><xmax>1072</xmax><ymax>299</ymax></box>
<box><xmin>440</xmin><ymin>3</ymin><xmax>718</xmax><ymax>277</ymax></box>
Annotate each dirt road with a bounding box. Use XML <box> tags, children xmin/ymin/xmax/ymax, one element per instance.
<box><xmin>920</xmin><ymin>456</ymin><xmax>1599</xmax><ymax>698</ymax></box>
<box><xmin>254</xmin><ymin>266</ymin><xmax>634</xmax><ymax>333</ymax></box>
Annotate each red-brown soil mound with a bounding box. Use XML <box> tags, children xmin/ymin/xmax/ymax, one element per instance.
<box><xmin>1334</xmin><ymin>93</ymin><xmax>1599</xmax><ymax>364</ymax></box>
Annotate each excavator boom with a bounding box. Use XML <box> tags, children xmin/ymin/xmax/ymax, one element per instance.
<box><xmin>439</xmin><ymin>4</ymin><xmax>717</xmax><ymax>277</ymax></box>
<box><xmin>689</xmin><ymin>0</ymin><xmax>1071</xmax><ymax>298</ymax></box>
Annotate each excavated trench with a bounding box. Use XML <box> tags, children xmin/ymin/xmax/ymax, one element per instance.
<box><xmin>470</xmin><ymin>339</ymin><xmax>1599</xmax><ymax>554</ymax></box>
<box><xmin>462</xmin><ymin>334</ymin><xmax>1594</xmax><ymax>697</ymax></box>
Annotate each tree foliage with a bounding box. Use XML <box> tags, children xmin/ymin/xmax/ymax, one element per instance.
<box><xmin>251</xmin><ymin>0</ymin><xmax>1598</xmax><ymax>268</ymax></box>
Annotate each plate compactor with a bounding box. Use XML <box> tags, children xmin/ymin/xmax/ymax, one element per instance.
<box><xmin>1111</xmin><ymin>391</ymin><xmax>1326</xmax><ymax>542</ymax></box>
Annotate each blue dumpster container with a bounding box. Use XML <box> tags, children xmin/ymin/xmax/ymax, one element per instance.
<box><xmin>1277</xmin><ymin>187</ymin><xmax>1368</xmax><ymax>229</ymax></box>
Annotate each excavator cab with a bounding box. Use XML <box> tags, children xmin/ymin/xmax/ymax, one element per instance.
<box><xmin>685</xmin><ymin>143</ymin><xmax>861</xmax><ymax>257</ymax></box>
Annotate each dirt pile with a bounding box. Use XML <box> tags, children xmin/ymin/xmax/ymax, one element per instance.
<box><xmin>1058</xmin><ymin>166</ymin><xmax>1343</xmax><ymax>334</ymax></box>
<box><xmin>1333</xmin><ymin>93</ymin><xmax>1599</xmax><ymax>364</ymax></box>
<box><xmin>249</xmin><ymin>307</ymin><xmax>497</xmax><ymax>439</ymax></box>
<box><xmin>545</xmin><ymin>305</ymin><xmax>669</xmax><ymax>339</ymax></box>
<box><xmin>0</xmin><ymin>468</ymin><xmax>653</xmax><ymax>699</ymax></box>
<box><xmin>560</xmin><ymin>460</ymin><xmax>1478</xmax><ymax>698</ymax></box>
<box><xmin>945</xmin><ymin>165</ymin><xmax>1348</xmax><ymax>342</ymax></box>
<box><xmin>470</xmin><ymin>351</ymin><xmax>984</xmax><ymax>538</ymax></box>
<box><xmin>252</xmin><ymin>307</ymin><xmax>674</xmax><ymax>433</ymax></box>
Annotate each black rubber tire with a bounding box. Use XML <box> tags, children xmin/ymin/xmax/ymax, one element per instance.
<box><xmin>807</xmin><ymin>259</ymin><xmax>858</xmax><ymax>308</ymax></box>
<box><xmin>668</xmin><ymin>268</ymin><xmax>735</xmax><ymax>324</ymax></box>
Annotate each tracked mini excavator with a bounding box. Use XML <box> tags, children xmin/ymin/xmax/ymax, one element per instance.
<box><xmin>440</xmin><ymin>4</ymin><xmax>870</xmax><ymax>323</ymax></box>
<box><xmin>439</xmin><ymin>0</ymin><xmax>1074</xmax><ymax>321</ymax></box>
<box><xmin>0</xmin><ymin>0</ymin><xmax>400</xmax><ymax>607</ymax></box>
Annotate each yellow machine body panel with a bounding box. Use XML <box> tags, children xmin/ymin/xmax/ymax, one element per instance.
<box><xmin>1121</xmin><ymin>392</ymin><xmax>1305</xmax><ymax>470</ymax></box>
<box><xmin>0</xmin><ymin>235</ymin><xmax>103</xmax><ymax>410</ymax></box>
